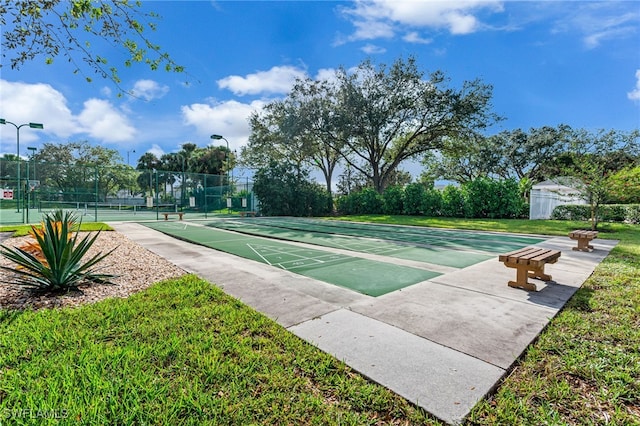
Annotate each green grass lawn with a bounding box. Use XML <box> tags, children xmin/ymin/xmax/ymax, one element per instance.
<box><xmin>1</xmin><ymin>216</ymin><xmax>638</xmax><ymax>425</ymax></box>
<box><xmin>0</xmin><ymin>222</ymin><xmax>112</xmax><ymax>236</ymax></box>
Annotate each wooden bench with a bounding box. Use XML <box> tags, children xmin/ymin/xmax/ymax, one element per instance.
<box><xmin>499</xmin><ymin>247</ymin><xmax>561</xmax><ymax>291</ymax></box>
<box><xmin>569</xmin><ymin>230</ymin><xmax>598</xmax><ymax>252</ymax></box>
<box><xmin>239</xmin><ymin>211</ymin><xmax>257</xmax><ymax>217</ymax></box>
<box><xmin>162</xmin><ymin>212</ymin><xmax>184</xmax><ymax>221</ymax></box>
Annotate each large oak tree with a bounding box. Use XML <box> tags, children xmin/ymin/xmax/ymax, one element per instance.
<box><xmin>245</xmin><ymin>56</ymin><xmax>499</xmax><ymax>194</ymax></box>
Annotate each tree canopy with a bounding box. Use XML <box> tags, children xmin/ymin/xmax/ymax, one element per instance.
<box><xmin>33</xmin><ymin>141</ymin><xmax>135</xmax><ymax>201</ymax></box>
<box><xmin>1</xmin><ymin>0</ymin><xmax>184</xmax><ymax>88</ymax></box>
<box><xmin>244</xmin><ymin>56</ymin><xmax>499</xmax><ymax>194</ymax></box>
<box><xmin>560</xmin><ymin>128</ymin><xmax>640</xmax><ymax>229</ymax></box>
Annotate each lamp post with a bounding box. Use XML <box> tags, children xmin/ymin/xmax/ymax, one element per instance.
<box><xmin>27</xmin><ymin>147</ymin><xmax>37</xmax><ymax>210</ymax></box>
<box><xmin>127</xmin><ymin>149</ymin><xmax>136</xmax><ymax>166</ymax></box>
<box><xmin>210</xmin><ymin>134</ymin><xmax>230</xmax><ymax>188</ymax></box>
<box><xmin>27</xmin><ymin>147</ymin><xmax>37</xmax><ymax>180</ymax></box>
<box><xmin>175</xmin><ymin>153</ymin><xmax>185</xmax><ymax>208</ymax></box>
<box><xmin>0</xmin><ymin>119</ymin><xmax>44</xmax><ymax>214</ymax></box>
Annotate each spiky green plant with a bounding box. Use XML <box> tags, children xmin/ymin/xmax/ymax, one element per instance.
<box><xmin>0</xmin><ymin>210</ymin><xmax>116</xmax><ymax>292</ymax></box>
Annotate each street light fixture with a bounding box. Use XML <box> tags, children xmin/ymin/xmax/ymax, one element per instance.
<box><xmin>0</xmin><ymin>119</ymin><xmax>44</xmax><ymax>214</ymax></box>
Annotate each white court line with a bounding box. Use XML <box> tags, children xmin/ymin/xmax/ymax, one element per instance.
<box><xmin>247</xmin><ymin>244</ymin><xmax>273</xmax><ymax>266</ymax></box>
<box><xmin>246</xmin><ymin>244</ymin><xmax>338</xmax><ymax>270</ymax></box>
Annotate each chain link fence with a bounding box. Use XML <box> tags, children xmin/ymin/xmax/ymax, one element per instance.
<box><xmin>0</xmin><ymin>158</ymin><xmax>255</xmax><ymax>224</ymax></box>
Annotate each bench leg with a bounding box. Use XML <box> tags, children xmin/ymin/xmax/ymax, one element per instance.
<box><xmin>508</xmin><ymin>266</ymin><xmax>538</xmax><ymax>291</ymax></box>
<box><xmin>528</xmin><ymin>265</ymin><xmax>552</xmax><ymax>282</ymax></box>
<box><xmin>572</xmin><ymin>238</ymin><xmax>594</xmax><ymax>252</ymax></box>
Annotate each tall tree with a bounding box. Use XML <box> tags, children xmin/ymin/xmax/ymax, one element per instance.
<box><xmin>421</xmin><ymin>125</ymin><xmax>576</xmax><ymax>185</ymax></box>
<box><xmin>1</xmin><ymin>0</ymin><xmax>184</xmax><ymax>88</ymax></box>
<box><xmin>563</xmin><ymin>128</ymin><xmax>640</xmax><ymax>230</ymax></box>
<box><xmin>420</xmin><ymin>133</ymin><xmax>503</xmax><ymax>184</ymax></box>
<box><xmin>287</xmin><ymin>78</ymin><xmax>345</xmax><ymax>196</ymax></box>
<box><xmin>244</xmin><ymin>103</ymin><xmax>315</xmax><ymax>174</ymax></box>
<box><xmin>34</xmin><ymin>141</ymin><xmax>133</xmax><ymax>201</ymax></box>
<box><xmin>494</xmin><ymin>125</ymin><xmax>574</xmax><ymax>181</ymax></box>
<box><xmin>245</xmin><ymin>78</ymin><xmax>342</xmax><ymax>211</ymax></box>
<box><xmin>333</xmin><ymin>57</ymin><xmax>498</xmax><ymax>193</ymax></box>
<box><xmin>136</xmin><ymin>151</ymin><xmax>160</xmax><ymax>196</ymax></box>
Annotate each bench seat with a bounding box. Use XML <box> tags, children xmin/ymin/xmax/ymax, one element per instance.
<box><xmin>162</xmin><ymin>212</ymin><xmax>184</xmax><ymax>221</ymax></box>
<box><xmin>569</xmin><ymin>230</ymin><xmax>598</xmax><ymax>252</ymax></box>
<box><xmin>499</xmin><ymin>247</ymin><xmax>561</xmax><ymax>291</ymax></box>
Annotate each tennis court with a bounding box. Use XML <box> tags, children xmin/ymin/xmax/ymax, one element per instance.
<box><xmin>142</xmin><ymin>218</ymin><xmax>546</xmax><ymax>297</ymax></box>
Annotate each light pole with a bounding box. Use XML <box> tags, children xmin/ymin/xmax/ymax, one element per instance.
<box><xmin>127</xmin><ymin>149</ymin><xmax>136</xmax><ymax>166</ymax></box>
<box><xmin>27</xmin><ymin>147</ymin><xmax>37</xmax><ymax>209</ymax></box>
<box><xmin>210</xmin><ymin>134</ymin><xmax>230</xmax><ymax>188</ymax></box>
<box><xmin>0</xmin><ymin>119</ymin><xmax>44</xmax><ymax>214</ymax></box>
<box><xmin>27</xmin><ymin>147</ymin><xmax>37</xmax><ymax>180</ymax></box>
<box><xmin>175</xmin><ymin>153</ymin><xmax>185</xmax><ymax>208</ymax></box>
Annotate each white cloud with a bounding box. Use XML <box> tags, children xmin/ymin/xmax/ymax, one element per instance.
<box><xmin>340</xmin><ymin>0</ymin><xmax>504</xmax><ymax>42</ymax></box>
<box><xmin>315</xmin><ymin>68</ymin><xmax>338</xmax><ymax>83</ymax></box>
<box><xmin>350</xmin><ymin>19</ymin><xmax>395</xmax><ymax>41</ymax></box>
<box><xmin>0</xmin><ymin>79</ymin><xmax>138</xmax><ymax>145</ymax></box>
<box><xmin>361</xmin><ymin>44</ymin><xmax>386</xmax><ymax>54</ymax></box>
<box><xmin>550</xmin><ymin>5</ymin><xmax>639</xmax><ymax>49</ymax></box>
<box><xmin>181</xmin><ymin>99</ymin><xmax>266</xmax><ymax>150</ymax></box>
<box><xmin>217</xmin><ymin>66</ymin><xmax>307</xmax><ymax>96</ymax></box>
<box><xmin>148</xmin><ymin>144</ymin><xmax>165</xmax><ymax>159</ymax></box>
<box><xmin>403</xmin><ymin>31</ymin><xmax>432</xmax><ymax>44</ymax></box>
<box><xmin>100</xmin><ymin>86</ymin><xmax>113</xmax><ymax>98</ymax></box>
<box><xmin>628</xmin><ymin>70</ymin><xmax>640</xmax><ymax>102</ymax></box>
<box><xmin>77</xmin><ymin>99</ymin><xmax>137</xmax><ymax>142</ymax></box>
<box><xmin>130</xmin><ymin>79</ymin><xmax>170</xmax><ymax>101</ymax></box>
<box><xmin>0</xmin><ymin>80</ymin><xmax>77</xmax><ymax>141</ymax></box>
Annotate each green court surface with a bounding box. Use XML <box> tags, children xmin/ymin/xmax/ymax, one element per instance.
<box><xmin>202</xmin><ymin>217</ymin><xmax>546</xmax><ymax>269</ymax></box>
<box><xmin>142</xmin><ymin>221</ymin><xmax>440</xmax><ymax>297</ymax></box>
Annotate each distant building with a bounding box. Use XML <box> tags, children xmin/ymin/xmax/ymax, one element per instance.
<box><xmin>529</xmin><ymin>177</ymin><xmax>586</xmax><ymax>220</ymax></box>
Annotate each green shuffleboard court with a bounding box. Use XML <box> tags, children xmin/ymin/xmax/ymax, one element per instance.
<box><xmin>142</xmin><ymin>221</ymin><xmax>441</xmax><ymax>297</ymax></box>
<box><xmin>201</xmin><ymin>217</ymin><xmax>546</xmax><ymax>269</ymax></box>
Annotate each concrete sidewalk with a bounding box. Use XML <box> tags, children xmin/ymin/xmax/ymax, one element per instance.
<box><xmin>110</xmin><ymin>222</ymin><xmax>616</xmax><ymax>425</ymax></box>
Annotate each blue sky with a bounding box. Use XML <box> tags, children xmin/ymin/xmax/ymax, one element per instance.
<box><xmin>1</xmin><ymin>0</ymin><xmax>639</xmax><ymax>179</ymax></box>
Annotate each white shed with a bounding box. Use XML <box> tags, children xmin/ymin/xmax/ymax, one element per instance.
<box><xmin>529</xmin><ymin>178</ymin><xmax>586</xmax><ymax>220</ymax></box>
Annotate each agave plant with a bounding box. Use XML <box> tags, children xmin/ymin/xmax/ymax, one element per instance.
<box><xmin>17</xmin><ymin>210</ymin><xmax>73</xmax><ymax>267</ymax></box>
<box><xmin>0</xmin><ymin>210</ymin><xmax>116</xmax><ymax>292</ymax></box>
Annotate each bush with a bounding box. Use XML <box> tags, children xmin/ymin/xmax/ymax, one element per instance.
<box><xmin>462</xmin><ymin>177</ymin><xmax>523</xmax><ymax>219</ymax></box>
<box><xmin>625</xmin><ymin>205</ymin><xmax>640</xmax><ymax>224</ymax></box>
<box><xmin>422</xmin><ymin>188</ymin><xmax>443</xmax><ymax>217</ymax></box>
<box><xmin>552</xmin><ymin>204</ymin><xmax>640</xmax><ymax>224</ymax></box>
<box><xmin>354</xmin><ymin>188</ymin><xmax>384</xmax><ymax>214</ymax></box>
<box><xmin>382</xmin><ymin>185</ymin><xmax>404</xmax><ymax>215</ymax></box>
<box><xmin>0</xmin><ymin>210</ymin><xmax>116</xmax><ymax>292</ymax></box>
<box><xmin>551</xmin><ymin>204</ymin><xmax>591</xmax><ymax>221</ymax></box>
<box><xmin>441</xmin><ymin>185</ymin><xmax>465</xmax><ymax>218</ymax></box>
<box><xmin>601</xmin><ymin>204</ymin><xmax>626</xmax><ymax>222</ymax></box>
<box><xmin>253</xmin><ymin>161</ymin><xmax>331</xmax><ymax>216</ymax></box>
<box><xmin>299</xmin><ymin>182</ymin><xmax>332</xmax><ymax>217</ymax></box>
<box><xmin>336</xmin><ymin>188</ymin><xmax>383</xmax><ymax>215</ymax></box>
<box><xmin>403</xmin><ymin>183</ymin><xmax>426</xmax><ymax>215</ymax></box>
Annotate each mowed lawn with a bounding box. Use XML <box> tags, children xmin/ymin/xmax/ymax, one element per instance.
<box><xmin>0</xmin><ymin>217</ymin><xmax>638</xmax><ymax>425</ymax></box>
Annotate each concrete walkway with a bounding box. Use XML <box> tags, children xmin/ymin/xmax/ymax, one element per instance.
<box><xmin>110</xmin><ymin>222</ymin><xmax>616</xmax><ymax>425</ymax></box>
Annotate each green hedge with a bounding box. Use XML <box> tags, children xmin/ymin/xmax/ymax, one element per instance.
<box><xmin>551</xmin><ymin>204</ymin><xmax>640</xmax><ymax>224</ymax></box>
<box><xmin>336</xmin><ymin>177</ymin><xmax>527</xmax><ymax>219</ymax></box>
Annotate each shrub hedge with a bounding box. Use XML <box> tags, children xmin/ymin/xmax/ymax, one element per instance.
<box><xmin>336</xmin><ymin>177</ymin><xmax>527</xmax><ymax>219</ymax></box>
<box><xmin>551</xmin><ymin>204</ymin><xmax>640</xmax><ymax>224</ymax></box>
